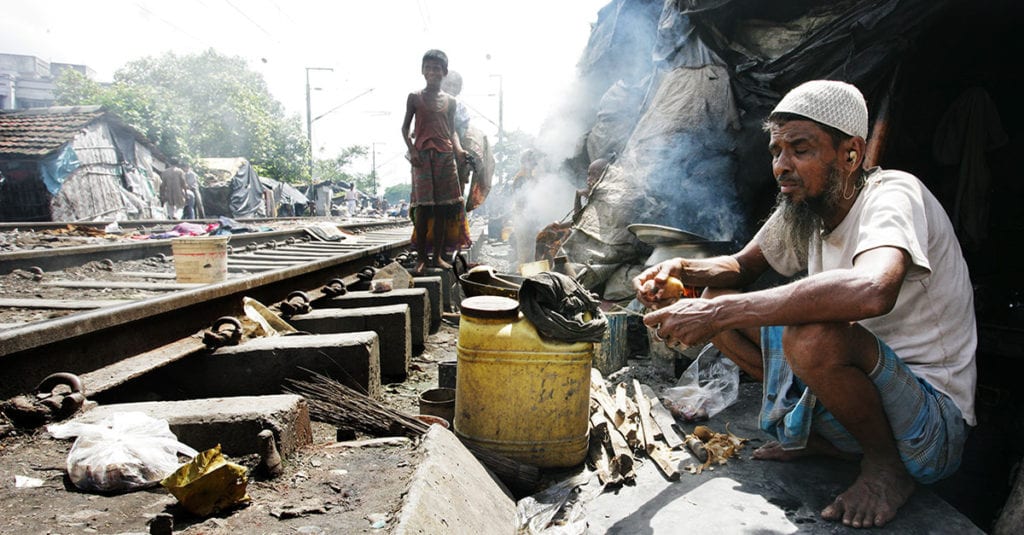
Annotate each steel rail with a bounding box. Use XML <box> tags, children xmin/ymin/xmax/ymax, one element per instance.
<box><xmin>0</xmin><ymin>220</ymin><xmax>407</xmax><ymax>275</ymax></box>
<box><xmin>0</xmin><ymin>225</ymin><xmax>413</xmax><ymax>399</ymax></box>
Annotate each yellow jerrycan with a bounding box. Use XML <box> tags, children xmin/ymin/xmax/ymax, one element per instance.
<box><xmin>455</xmin><ymin>295</ymin><xmax>592</xmax><ymax>468</ymax></box>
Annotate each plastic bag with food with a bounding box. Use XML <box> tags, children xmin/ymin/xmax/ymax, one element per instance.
<box><xmin>47</xmin><ymin>411</ymin><xmax>198</xmax><ymax>493</ymax></box>
<box><xmin>661</xmin><ymin>344</ymin><xmax>740</xmax><ymax>422</ymax></box>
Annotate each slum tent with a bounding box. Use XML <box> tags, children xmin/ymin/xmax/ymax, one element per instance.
<box><xmin>0</xmin><ymin>106</ymin><xmax>171</xmax><ymax>222</ymax></box>
<box><xmin>199</xmin><ymin>157</ymin><xmax>268</xmax><ymax>219</ymax></box>
<box><xmin>260</xmin><ymin>176</ymin><xmax>309</xmax><ymax>216</ymax></box>
<box><xmin>559</xmin><ymin>0</ymin><xmax>1019</xmax><ymax>299</ymax></box>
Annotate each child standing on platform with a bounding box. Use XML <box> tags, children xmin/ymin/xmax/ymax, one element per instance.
<box><xmin>401</xmin><ymin>49</ymin><xmax>471</xmax><ymax>272</ymax></box>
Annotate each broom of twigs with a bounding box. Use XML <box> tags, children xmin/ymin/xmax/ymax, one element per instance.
<box><xmin>284</xmin><ymin>370</ymin><xmax>540</xmax><ymax>493</ymax></box>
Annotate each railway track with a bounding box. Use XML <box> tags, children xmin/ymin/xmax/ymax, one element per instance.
<box><xmin>0</xmin><ymin>219</ymin><xmax>417</xmax><ymax>400</ymax></box>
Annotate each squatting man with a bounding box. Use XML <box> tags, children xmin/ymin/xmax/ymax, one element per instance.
<box><xmin>634</xmin><ymin>80</ymin><xmax>976</xmax><ymax>529</ymax></box>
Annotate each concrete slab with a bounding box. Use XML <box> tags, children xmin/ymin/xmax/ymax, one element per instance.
<box><xmin>393</xmin><ymin>425</ymin><xmax>516</xmax><ymax>534</ymax></box>
<box><xmin>585</xmin><ymin>382</ymin><xmax>984</xmax><ymax>533</ymax></box>
<box><xmin>287</xmin><ymin>305</ymin><xmax>411</xmax><ymax>380</ymax></box>
<box><xmin>201</xmin><ymin>332</ymin><xmax>381</xmax><ymax>400</ymax></box>
<box><xmin>71</xmin><ymin>394</ymin><xmax>312</xmax><ymax>458</ymax></box>
<box><xmin>412</xmin><ymin>275</ymin><xmax>443</xmax><ymax>333</ymax></box>
<box><xmin>318</xmin><ymin>288</ymin><xmax>429</xmax><ymax>349</ymax></box>
<box><xmin>414</xmin><ymin>268</ymin><xmax>459</xmax><ymax>314</ymax></box>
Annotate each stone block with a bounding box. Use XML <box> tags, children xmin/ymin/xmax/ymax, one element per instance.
<box><xmin>73</xmin><ymin>394</ymin><xmax>313</xmax><ymax>458</ymax></box>
<box><xmin>200</xmin><ymin>332</ymin><xmax>380</xmax><ymax>399</ymax></box>
<box><xmin>288</xmin><ymin>305</ymin><xmax>411</xmax><ymax>379</ymax></box>
<box><xmin>319</xmin><ymin>288</ymin><xmax>429</xmax><ymax>349</ymax></box>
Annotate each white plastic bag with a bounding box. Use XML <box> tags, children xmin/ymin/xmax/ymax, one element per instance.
<box><xmin>47</xmin><ymin>411</ymin><xmax>198</xmax><ymax>493</ymax></box>
<box><xmin>661</xmin><ymin>344</ymin><xmax>740</xmax><ymax>422</ymax></box>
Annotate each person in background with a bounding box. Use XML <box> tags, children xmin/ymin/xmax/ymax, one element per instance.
<box><xmin>533</xmin><ymin>158</ymin><xmax>610</xmax><ymax>261</ymax></box>
<box><xmin>158</xmin><ymin>161</ymin><xmax>188</xmax><ymax>220</ymax></box>
<box><xmin>401</xmin><ymin>48</ymin><xmax>471</xmax><ymax>272</ymax></box>
<box><xmin>634</xmin><ymin>80</ymin><xmax>976</xmax><ymax>528</ymax></box>
<box><xmin>182</xmin><ymin>162</ymin><xmax>205</xmax><ymax>219</ymax></box>
<box><xmin>346</xmin><ymin>183</ymin><xmax>359</xmax><ymax>218</ymax></box>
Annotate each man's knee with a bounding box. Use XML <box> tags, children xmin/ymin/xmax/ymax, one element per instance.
<box><xmin>781</xmin><ymin>323</ymin><xmax>850</xmax><ymax>373</ymax></box>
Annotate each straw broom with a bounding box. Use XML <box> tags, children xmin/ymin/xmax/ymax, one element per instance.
<box><xmin>284</xmin><ymin>371</ymin><xmax>540</xmax><ymax>494</ymax></box>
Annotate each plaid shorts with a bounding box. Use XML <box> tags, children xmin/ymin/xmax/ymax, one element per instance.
<box><xmin>759</xmin><ymin>326</ymin><xmax>967</xmax><ymax>484</ymax></box>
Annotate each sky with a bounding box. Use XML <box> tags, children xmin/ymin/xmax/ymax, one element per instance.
<box><xmin>0</xmin><ymin>0</ymin><xmax>609</xmax><ymax>190</ymax></box>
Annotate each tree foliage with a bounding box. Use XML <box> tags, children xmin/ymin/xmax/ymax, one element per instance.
<box><xmin>314</xmin><ymin>145</ymin><xmax>368</xmax><ymax>188</ymax></box>
<box><xmin>56</xmin><ymin>49</ymin><xmax>309</xmax><ymax>183</ymax></box>
<box><xmin>55</xmin><ymin>70</ymin><xmax>188</xmax><ymax>157</ymax></box>
<box><xmin>383</xmin><ymin>182</ymin><xmax>411</xmax><ymax>205</ymax></box>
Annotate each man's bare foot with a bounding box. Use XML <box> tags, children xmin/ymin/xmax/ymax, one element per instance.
<box><xmin>753</xmin><ymin>436</ymin><xmax>858</xmax><ymax>462</ymax></box>
<box><xmin>413</xmin><ymin>261</ymin><xmax>427</xmax><ymax>273</ymax></box>
<box><xmin>435</xmin><ymin>258</ymin><xmax>453</xmax><ymax>269</ymax></box>
<box><xmin>821</xmin><ymin>459</ymin><xmax>915</xmax><ymax>528</ymax></box>
<box><xmin>752</xmin><ymin>441</ymin><xmax>811</xmax><ymax>461</ymax></box>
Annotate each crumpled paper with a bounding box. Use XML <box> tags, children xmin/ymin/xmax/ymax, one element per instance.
<box><xmin>160</xmin><ymin>444</ymin><xmax>250</xmax><ymax>517</ymax></box>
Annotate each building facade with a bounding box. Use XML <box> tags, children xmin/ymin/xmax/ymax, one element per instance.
<box><xmin>0</xmin><ymin>53</ymin><xmax>96</xmax><ymax>110</ymax></box>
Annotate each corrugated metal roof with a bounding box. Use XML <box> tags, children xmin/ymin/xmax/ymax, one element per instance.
<box><xmin>0</xmin><ymin>105</ymin><xmax>106</xmax><ymax>158</ymax></box>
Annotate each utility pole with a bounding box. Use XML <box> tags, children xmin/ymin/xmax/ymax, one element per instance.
<box><xmin>371</xmin><ymin>142</ymin><xmax>386</xmax><ymax>197</ymax></box>
<box><xmin>490</xmin><ymin>74</ymin><xmax>504</xmax><ymax>146</ymax></box>
<box><xmin>305</xmin><ymin>66</ymin><xmax>333</xmax><ymax>214</ymax></box>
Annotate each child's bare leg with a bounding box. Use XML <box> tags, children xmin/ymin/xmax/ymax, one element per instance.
<box><xmin>432</xmin><ymin>212</ymin><xmax>452</xmax><ymax>269</ymax></box>
<box><xmin>414</xmin><ymin>208</ymin><xmax>429</xmax><ymax>273</ymax></box>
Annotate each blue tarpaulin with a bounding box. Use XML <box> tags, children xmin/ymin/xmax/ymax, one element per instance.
<box><xmin>40</xmin><ymin>144</ymin><xmax>80</xmax><ymax>195</ymax></box>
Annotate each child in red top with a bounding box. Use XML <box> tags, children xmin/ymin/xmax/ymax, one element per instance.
<box><xmin>401</xmin><ymin>49</ymin><xmax>471</xmax><ymax>272</ymax></box>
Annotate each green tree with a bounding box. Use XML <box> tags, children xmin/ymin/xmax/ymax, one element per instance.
<box><xmin>55</xmin><ymin>70</ymin><xmax>189</xmax><ymax>157</ymax></box>
<box><xmin>314</xmin><ymin>145</ymin><xmax>368</xmax><ymax>187</ymax></box>
<box><xmin>56</xmin><ymin>49</ymin><xmax>308</xmax><ymax>183</ymax></box>
<box><xmin>384</xmin><ymin>182</ymin><xmax>412</xmax><ymax>205</ymax></box>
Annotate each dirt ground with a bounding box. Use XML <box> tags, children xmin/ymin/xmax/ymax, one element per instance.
<box><xmin>0</xmin><ymin>231</ymin><xmax>682</xmax><ymax>534</ymax></box>
<box><xmin>0</xmin><ymin>323</ymin><xmax>453</xmax><ymax>534</ymax></box>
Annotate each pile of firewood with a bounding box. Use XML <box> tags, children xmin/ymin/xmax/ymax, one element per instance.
<box><xmin>587</xmin><ymin>369</ymin><xmax>748</xmax><ymax>484</ymax></box>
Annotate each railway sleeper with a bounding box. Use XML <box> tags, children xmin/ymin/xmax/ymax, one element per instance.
<box><xmin>287</xmin><ymin>304</ymin><xmax>412</xmax><ymax>381</ymax></box>
<box><xmin>315</xmin><ymin>287</ymin><xmax>431</xmax><ymax>350</ymax></box>
<box><xmin>68</xmin><ymin>394</ymin><xmax>313</xmax><ymax>458</ymax></box>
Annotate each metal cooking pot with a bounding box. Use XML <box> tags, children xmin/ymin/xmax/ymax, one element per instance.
<box><xmin>458</xmin><ymin>265</ymin><xmax>525</xmax><ymax>300</ymax></box>
<box><xmin>627</xmin><ymin>223</ymin><xmax>708</xmax><ymax>245</ymax></box>
<box><xmin>643</xmin><ymin>240</ymin><xmax>734</xmax><ymax>266</ymax></box>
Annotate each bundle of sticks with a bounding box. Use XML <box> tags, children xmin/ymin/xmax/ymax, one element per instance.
<box><xmin>587</xmin><ymin>369</ymin><xmax>748</xmax><ymax>484</ymax></box>
<box><xmin>284</xmin><ymin>371</ymin><xmax>540</xmax><ymax>493</ymax></box>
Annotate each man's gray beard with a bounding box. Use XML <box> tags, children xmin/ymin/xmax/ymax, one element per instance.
<box><xmin>760</xmin><ymin>165</ymin><xmax>844</xmax><ymax>266</ymax></box>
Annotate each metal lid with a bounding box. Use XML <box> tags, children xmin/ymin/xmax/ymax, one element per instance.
<box><xmin>460</xmin><ymin>295</ymin><xmax>520</xmax><ymax>320</ymax></box>
<box><xmin>627</xmin><ymin>223</ymin><xmax>709</xmax><ymax>246</ymax></box>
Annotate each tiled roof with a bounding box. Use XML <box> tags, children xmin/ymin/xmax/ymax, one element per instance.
<box><xmin>0</xmin><ymin>106</ymin><xmax>106</xmax><ymax>158</ymax></box>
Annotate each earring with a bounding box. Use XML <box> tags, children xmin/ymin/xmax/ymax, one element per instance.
<box><xmin>842</xmin><ymin>177</ymin><xmax>857</xmax><ymax>200</ymax></box>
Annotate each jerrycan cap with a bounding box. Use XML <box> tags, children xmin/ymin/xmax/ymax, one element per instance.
<box><xmin>460</xmin><ymin>295</ymin><xmax>519</xmax><ymax>320</ymax></box>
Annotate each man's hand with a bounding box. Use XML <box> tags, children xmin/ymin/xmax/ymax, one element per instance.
<box><xmin>633</xmin><ymin>258</ymin><xmax>685</xmax><ymax>309</ymax></box>
<box><xmin>410</xmin><ymin>153</ymin><xmax>423</xmax><ymax>167</ymax></box>
<box><xmin>643</xmin><ymin>298</ymin><xmax>719</xmax><ymax>349</ymax></box>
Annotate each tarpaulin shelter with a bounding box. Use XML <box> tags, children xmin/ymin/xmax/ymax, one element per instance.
<box><xmin>260</xmin><ymin>176</ymin><xmax>309</xmax><ymax>216</ymax></box>
<box><xmin>199</xmin><ymin>157</ymin><xmax>268</xmax><ymax>219</ymax></box>
<box><xmin>0</xmin><ymin>106</ymin><xmax>171</xmax><ymax>222</ymax></box>
<box><xmin>560</xmin><ymin>0</ymin><xmax>1020</xmax><ymax>299</ymax></box>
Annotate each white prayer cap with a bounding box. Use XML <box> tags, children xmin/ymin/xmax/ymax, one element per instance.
<box><xmin>771</xmin><ymin>80</ymin><xmax>868</xmax><ymax>139</ymax></box>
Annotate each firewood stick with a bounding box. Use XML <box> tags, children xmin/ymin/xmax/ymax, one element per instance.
<box><xmin>614</xmin><ymin>382</ymin><xmax>640</xmax><ymax>447</ymax></box>
<box><xmin>633</xmin><ymin>380</ymin><xmax>679</xmax><ymax>481</ymax></box>
<box><xmin>632</xmin><ymin>380</ymin><xmax>658</xmax><ymax>448</ymax></box>
<box><xmin>639</xmin><ymin>384</ymin><xmax>685</xmax><ymax>450</ymax></box>
<box><xmin>591</xmin><ymin>405</ymin><xmax>634</xmax><ymax>480</ymax></box>
<box><xmin>685</xmin><ymin>435</ymin><xmax>708</xmax><ymax>463</ymax></box>
<box><xmin>591</xmin><ymin>379</ymin><xmax>637</xmax><ymax>447</ymax></box>
<box><xmin>589</xmin><ymin>414</ymin><xmax>621</xmax><ymax>485</ymax></box>
<box><xmin>648</xmin><ymin>444</ymin><xmax>680</xmax><ymax>481</ymax></box>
